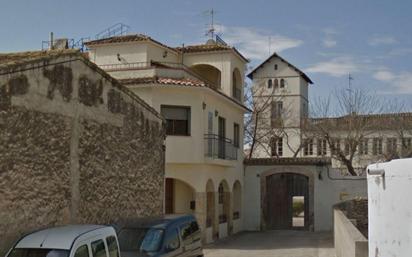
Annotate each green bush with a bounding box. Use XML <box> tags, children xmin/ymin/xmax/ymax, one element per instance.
<box><xmin>293</xmin><ymin>201</ymin><xmax>305</xmax><ymax>217</ymax></box>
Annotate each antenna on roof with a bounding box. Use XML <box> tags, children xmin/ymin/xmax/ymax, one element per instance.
<box><xmin>204</xmin><ymin>9</ymin><xmax>217</xmax><ymax>39</ymax></box>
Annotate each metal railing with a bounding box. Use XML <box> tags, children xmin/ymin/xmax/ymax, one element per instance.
<box><xmin>204</xmin><ymin>134</ymin><xmax>238</xmax><ymax>160</ymax></box>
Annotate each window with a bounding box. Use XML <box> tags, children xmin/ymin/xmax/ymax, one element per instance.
<box><xmin>74</xmin><ymin>246</ymin><xmax>89</xmax><ymax>257</ymax></box>
<box><xmin>161</xmin><ymin>105</ymin><xmax>190</xmax><ymax>136</ymax></box>
<box><xmin>271</xmin><ymin>137</ymin><xmax>283</xmax><ymax>157</ymax></box>
<box><xmin>164</xmin><ymin>229</ymin><xmax>180</xmax><ymax>252</ymax></box>
<box><xmin>274</xmin><ymin>64</ymin><xmax>278</xmax><ymax>70</ymax></box>
<box><xmin>179</xmin><ymin>223</ymin><xmax>192</xmax><ymax>244</ymax></box>
<box><xmin>303</xmin><ymin>139</ymin><xmax>313</xmax><ymax>156</ymax></box>
<box><xmin>372</xmin><ymin>138</ymin><xmax>383</xmax><ymax>155</ymax></box>
<box><xmin>330</xmin><ymin>138</ymin><xmax>340</xmax><ymax>155</ymax></box>
<box><xmin>91</xmin><ymin>240</ymin><xmax>106</xmax><ymax>257</ymax></box>
<box><xmin>218</xmin><ymin>183</ymin><xmax>224</xmax><ymax>204</ymax></box>
<box><xmin>274</xmin><ymin>79</ymin><xmax>279</xmax><ymax>88</ymax></box>
<box><xmin>106</xmin><ymin>236</ymin><xmax>119</xmax><ymax>257</ymax></box>
<box><xmin>140</xmin><ymin>229</ymin><xmax>164</xmax><ymax>253</ymax></box>
<box><xmin>267</xmin><ymin>79</ymin><xmax>272</xmax><ymax>88</ymax></box>
<box><xmin>344</xmin><ymin>140</ymin><xmax>350</xmax><ymax>155</ymax></box>
<box><xmin>387</xmin><ymin>138</ymin><xmax>397</xmax><ymax>154</ymax></box>
<box><xmin>403</xmin><ymin>138</ymin><xmax>412</xmax><ymax>150</ymax></box>
<box><xmin>233</xmin><ymin>123</ymin><xmax>240</xmax><ymax>148</ymax></box>
<box><xmin>359</xmin><ymin>139</ymin><xmax>369</xmax><ymax>155</ymax></box>
<box><xmin>280</xmin><ymin>78</ymin><xmax>285</xmax><ymax>88</ymax></box>
<box><xmin>317</xmin><ymin>139</ymin><xmax>327</xmax><ymax>156</ymax></box>
<box><xmin>271</xmin><ymin>101</ymin><xmax>283</xmax><ymax>119</ymax></box>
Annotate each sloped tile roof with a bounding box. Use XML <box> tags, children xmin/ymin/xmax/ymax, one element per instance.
<box><xmin>85</xmin><ymin>34</ymin><xmax>177</xmax><ymax>52</ymax></box>
<box><xmin>244</xmin><ymin>157</ymin><xmax>331</xmax><ymax>166</ymax></box>
<box><xmin>119</xmin><ymin>77</ymin><xmax>206</xmax><ymax>87</ymax></box>
<box><xmin>119</xmin><ymin>76</ymin><xmax>250</xmax><ymax>111</ymax></box>
<box><xmin>247</xmin><ymin>52</ymin><xmax>313</xmax><ymax>84</ymax></box>
<box><xmin>176</xmin><ymin>43</ymin><xmax>249</xmax><ymax>63</ymax></box>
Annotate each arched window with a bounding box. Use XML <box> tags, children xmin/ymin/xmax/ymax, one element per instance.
<box><xmin>274</xmin><ymin>79</ymin><xmax>279</xmax><ymax>88</ymax></box>
<box><xmin>267</xmin><ymin>79</ymin><xmax>272</xmax><ymax>88</ymax></box>
<box><xmin>280</xmin><ymin>79</ymin><xmax>285</xmax><ymax>88</ymax></box>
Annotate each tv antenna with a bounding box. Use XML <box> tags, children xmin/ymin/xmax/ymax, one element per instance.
<box><xmin>204</xmin><ymin>9</ymin><xmax>217</xmax><ymax>39</ymax></box>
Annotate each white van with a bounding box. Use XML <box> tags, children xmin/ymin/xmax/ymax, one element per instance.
<box><xmin>6</xmin><ymin>225</ymin><xmax>120</xmax><ymax>257</ymax></box>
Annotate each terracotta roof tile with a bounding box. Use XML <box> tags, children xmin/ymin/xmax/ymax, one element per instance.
<box><xmin>119</xmin><ymin>77</ymin><xmax>206</xmax><ymax>87</ymax></box>
<box><xmin>244</xmin><ymin>157</ymin><xmax>331</xmax><ymax>166</ymax></box>
<box><xmin>176</xmin><ymin>43</ymin><xmax>249</xmax><ymax>63</ymax></box>
<box><xmin>119</xmin><ymin>76</ymin><xmax>250</xmax><ymax>111</ymax></box>
<box><xmin>85</xmin><ymin>34</ymin><xmax>177</xmax><ymax>52</ymax></box>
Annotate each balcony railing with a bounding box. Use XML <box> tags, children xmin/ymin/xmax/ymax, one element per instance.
<box><xmin>204</xmin><ymin>134</ymin><xmax>238</xmax><ymax>161</ymax></box>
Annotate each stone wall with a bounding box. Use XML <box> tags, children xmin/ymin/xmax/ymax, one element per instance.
<box><xmin>0</xmin><ymin>52</ymin><xmax>165</xmax><ymax>255</ymax></box>
<box><xmin>334</xmin><ymin>198</ymin><xmax>368</xmax><ymax>238</ymax></box>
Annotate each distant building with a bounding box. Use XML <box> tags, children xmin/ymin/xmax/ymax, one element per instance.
<box><xmin>86</xmin><ymin>35</ymin><xmax>249</xmax><ymax>242</ymax></box>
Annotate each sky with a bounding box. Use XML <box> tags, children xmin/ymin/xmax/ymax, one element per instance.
<box><xmin>1</xmin><ymin>0</ymin><xmax>411</xmax><ymax>108</ymax></box>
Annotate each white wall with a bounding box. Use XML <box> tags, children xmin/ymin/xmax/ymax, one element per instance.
<box><xmin>367</xmin><ymin>158</ymin><xmax>412</xmax><ymax>257</ymax></box>
<box><xmin>243</xmin><ymin>164</ymin><xmax>367</xmax><ymax>231</ymax></box>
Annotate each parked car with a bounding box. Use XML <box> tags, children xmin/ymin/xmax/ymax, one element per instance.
<box><xmin>6</xmin><ymin>225</ymin><xmax>120</xmax><ymax>257</ymax></box>
<box><xmin>114</xmin><ymin>214</ymin><xmax>203</xmax><ymax>257</ymax></box>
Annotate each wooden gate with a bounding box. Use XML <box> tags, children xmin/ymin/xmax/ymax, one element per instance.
<box><xmin>165</xmin><ymin>178</ymin><xmax>174</xmax><ymax>214</ymax></box>
<box><xmin>264</xmin><ymin>173</ymin><xmax>309</xmax><ymax>230</ymax></box>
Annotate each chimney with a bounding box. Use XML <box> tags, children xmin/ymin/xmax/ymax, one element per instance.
<box><xmin>49</xmin><ymin>32</ymin><xmax>54</xmax><ymax>50</ymax></box>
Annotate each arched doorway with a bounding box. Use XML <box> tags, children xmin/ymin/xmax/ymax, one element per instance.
<box><xmin>189</xmin><ymin>64</ymin><xmax>221</xmax><ymax>89</ymax></box>
<box><xmin>264</xmin><ymin>173</ymin><xmax>309</xmax><ymax>230</ymax></box>
<box><xmin>232</xmin><ymin>180</ymin><xmax>242</xmax><ymax>234</ymax></box>
<box><xmin>165</xmin><ymin>178</ymin><xmax>195</xmax><ymax>215</ymax></box>
<box><xmin>205</xmin><ymin>179</ymin><xmax>215</xmax><ymax>243</ymax></box>
<box><xmin>217</xmin><ymin>180</ymin><xmax>230</xmax><ymax>238</ymax></box>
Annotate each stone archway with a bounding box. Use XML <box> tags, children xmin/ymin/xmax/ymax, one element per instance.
<box><xmin>189</xmin><ymin>64</ymin><xmax>221</xmax><ymax>89</ymax></box>
<box><xmin>165</xmin><ymin>177</ymin><xmax>196</xmax><ymax>215</ymax></box>
<box><xmin>260</xmin><ymin>169</ymin><xmax>314</xmax><ymax>231</ymax></box>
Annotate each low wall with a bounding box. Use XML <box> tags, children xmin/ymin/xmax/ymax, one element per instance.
<box><xmin>334</xmin><ymin>207</ymin><xmax>368</xmax><ymax>257</ymax></box>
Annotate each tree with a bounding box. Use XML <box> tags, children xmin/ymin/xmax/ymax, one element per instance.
<box><xmin>307</xmin><ymin>88</ymin><xmax>384</xmax><ymax>176</ymax></box>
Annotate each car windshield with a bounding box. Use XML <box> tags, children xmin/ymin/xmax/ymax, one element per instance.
<box><xmin>118</xmin><ymin>228</ymin><xmax>164</xmax><ymax>253</ymax></box>
<box><xmin>8</xmin><ymin>249</ymin><xmax>69</xmax><ymax>257</ymax></box>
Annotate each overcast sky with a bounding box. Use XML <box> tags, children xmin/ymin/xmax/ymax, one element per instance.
<box><xmin>1</xmin><ymin>0</ymin><xmax>411</xmax><ymax>107</ymax></box>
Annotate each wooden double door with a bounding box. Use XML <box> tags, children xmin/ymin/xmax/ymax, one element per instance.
<box><xmin>264</xmin><ymin>173</ymin><xmax>309</xmax><ymax>230</ymax></box>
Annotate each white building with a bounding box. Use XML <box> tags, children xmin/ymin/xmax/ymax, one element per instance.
<box><xmin>85</xmin><ymin>35</ymin><xmax>248</xmax><ymax>242</ymax></box>
<box><xmin>244</xmin><ymin>52</ymin><xmax>411</xmax><ymax>232</ymax></box>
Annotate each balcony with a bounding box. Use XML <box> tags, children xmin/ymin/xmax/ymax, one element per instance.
<box><xmin>204</xmin><ymin>134</ymin><xmax>238</xmax><ymax>161</ymax></box>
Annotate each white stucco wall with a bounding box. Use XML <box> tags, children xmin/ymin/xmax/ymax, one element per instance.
<box><xmin>243</xmin><ymin>164</ymin><xmax>367</xmax><ymax>231</ymax></box>
<box><xmin>367</xmin><ymin>158</ymin><xmax>412</xmax><ymax>257</ymax></box>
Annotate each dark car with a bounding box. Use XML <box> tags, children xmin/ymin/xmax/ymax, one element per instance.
<box><xmin>113</xmin><ymin>214</ymin><xmax>203</xmax><ymax>257</ymax></box>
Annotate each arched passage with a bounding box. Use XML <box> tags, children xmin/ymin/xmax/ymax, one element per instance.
<box><xmin>232</xmin><ymin>68</ymin><xmax>242</xmax><ymax>101</ymax></box>
<box><xmin>263</xmin><ymin>173</ymin><xmax>309</xmax><ymax>230</ymax></box>
<box><xmin>217</xmin><ymin>180</ymin><xmax>230</xmax><ymax>238</ymax></box>
<box><xmin>165</xmin><ymin>178</ymin><xmax>196</xmax><ymax>215</ymax></box>
<box><xmin>232</xmin><ymin>180</ymin><xmax>242</xmax><ymax>234</ymax></box>
<box><xmin>190</xmin><ymin>64</ymin><xmax>221</xmax><ymax>89</ymax></box>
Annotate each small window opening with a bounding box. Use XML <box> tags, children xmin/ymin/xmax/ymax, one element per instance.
<box><xmin>292</xmin><ymin>196</ymin><xmax>305</xmax><ymax>228</ymax></box>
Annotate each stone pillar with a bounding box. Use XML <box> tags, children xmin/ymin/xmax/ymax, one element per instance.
<box><xmin>214</xmin><ymin>191</ymin><xmax>219</xmax><ymax>240</ymax></box>
<box><xmin>195</xmin><ymin>192</ymin><xmax>207</xmax><ymax>240</ymax></box>
<box><xmin>225</xmin><ymin>191</ymin><xmax>233</xmax><ymax>235</ymax></box>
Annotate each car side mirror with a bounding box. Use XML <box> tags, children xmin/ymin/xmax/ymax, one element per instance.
<box><xmin>166</xmin><ymin>241</ymin><xmax>179</xmax><ymax>252</ymax></box>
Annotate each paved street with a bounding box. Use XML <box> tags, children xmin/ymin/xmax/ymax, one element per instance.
<box><xmin>204</xmin><ymin>230</ymin><xmax>335</xmax><ymax>257</ymax></box>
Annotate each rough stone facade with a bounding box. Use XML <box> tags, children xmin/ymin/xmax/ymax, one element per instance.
<box><xmin>0</xmin><ymin>50</ymin><xmax>165</xmax><ymax>255</ymax></box>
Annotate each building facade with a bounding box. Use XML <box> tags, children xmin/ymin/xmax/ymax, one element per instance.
<box><xmin>85</xmin><ymin>35</ymin><xmax>249</xmax><ymax>242</ymax></box>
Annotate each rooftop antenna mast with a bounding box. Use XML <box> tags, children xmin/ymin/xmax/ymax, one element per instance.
<box><xmin>347</xmin><ymin>73</ymin><xmax>355</xmax><ymax>114</ymax></box>
<box><xmin>205</xmin><ymin>9</ymin><xmax>216</xmax><ymax>39</ymax></box>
